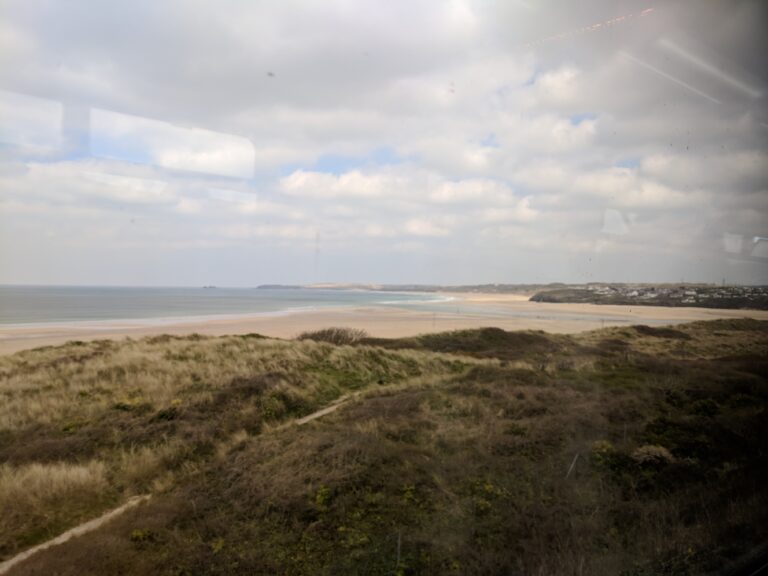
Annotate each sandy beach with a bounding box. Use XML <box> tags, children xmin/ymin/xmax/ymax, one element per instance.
<box><xmin>2</xmin><ymin>292</ymin><xmax>767</xmax><ymax>355</ymax></box>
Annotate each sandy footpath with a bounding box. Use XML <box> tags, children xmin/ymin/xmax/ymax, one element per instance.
<box><xmin>1</xmin><ymin>293</ymin><xmax>767</xmax><ymax>355</ymax></box>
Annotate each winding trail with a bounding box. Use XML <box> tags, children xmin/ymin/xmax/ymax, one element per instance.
<box><xmin>0</xmin><ymin>495</ymin><xmax>151</xmax><ymax>575</ymax></box>
<box><xmin>0</xmin><ymin>394</ymin><xmax>352</xmax><ymax>574</ymax></box>
<box><xmin>295</xmin><ymin>396</ymin><xmax>350</xmax><ymax>425</ymax></box>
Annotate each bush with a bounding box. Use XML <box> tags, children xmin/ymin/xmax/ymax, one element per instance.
<box><xmin>631</xmin><ymin>444</ymin><xmax>675</xmax><ymax>466</ymax></box>
<box><xmin>296</xmin><ymin>327</ymin><xmax>368</xmax><ymax>345</ymax></box>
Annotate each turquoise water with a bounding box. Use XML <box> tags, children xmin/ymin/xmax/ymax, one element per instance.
<box><xmin>0</xmin><ymin>286</ymin><xmax>446</xmax><ymax>326</ymax></box>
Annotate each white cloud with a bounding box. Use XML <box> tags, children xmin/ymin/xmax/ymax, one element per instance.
<box><xmin>429</xmin><ymin>179</ymin><xmax>511</xmax><ymax>203</ymax></box>
<box><xmin>405</xmin><ymin>218</ymin><xmax>451</xmax><ymax>237</ymax></box>
<box><xmin>572</xmin><ymin>169</ymin><xmax>704</xmax><ymax>210</ymax></box>
<box><xmin>0</xmin><ymin>89</ymin><xmax>62</xmax><ymax>151</ymax></box>
<box><xmin>174</xmin><ymin>197</ymin><xmax>203</xmax><ymax>214</ymax></box>
<box><xmin>478</xmin><ymin>197</ymin><xmax>537</xmax><ymax>223</ymax></box>
<box><xmin>363</xmin><ymin>223</ymin><xmax>397</xmax><ymax>238</ymax></box>
<box><xmin>91</xmin><ymin>108</ymin><xmax>255</xmax><ymax>179</ymax></box>
<box><xmin>641</xmin><ymin>151</ymin><xmax>768</xmax><ymax>192</ymax></box>
<box><xmin>532</xmin><ymin>67</ymin><xmax>581</xmax><ymax>104</ymax></box>
<box><xmin>602</xmin><ymin>209</ymin><xmax>629</xmax><ymax>235</ymax></box>
<box><xmin>279</xmin><ymin>169</ymin><xmax>408</xmax><ymax>199</ymax></box>
<box><xmin>0</xmin><ymin>0</ymin><xmax>765</xmax><ymax>285</ymax></box>
<box><xmin>82</xmin><ymin>171</ymin><xmax>176</xmax><ymax>204</ymax></box>
<box><xmin>219</xmin><ymin>224</ymin><xmax>315</xmax><ymax>240</ymax></box>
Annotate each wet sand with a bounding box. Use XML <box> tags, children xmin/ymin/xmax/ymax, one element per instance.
<box><xmin>1</xmin><ymin>293</ymin><xmax>766</xmax><ymax>355</ymax></box>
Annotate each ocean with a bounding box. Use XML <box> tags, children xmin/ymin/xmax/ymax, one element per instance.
<box><xmin>0</xmin><ymin>286</ymin><xmax>449</xmax><ymax>326</ymax></box>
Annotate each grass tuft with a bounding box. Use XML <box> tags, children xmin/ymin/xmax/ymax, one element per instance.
<box><xmin>296</xmin><ymin>327</ymin><xmax>369</xmax><ymax>345</ymax></box>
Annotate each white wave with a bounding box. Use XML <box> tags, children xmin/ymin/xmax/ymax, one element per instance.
<box><xmin>375</xmin><ymin>295</ymin><xmax>456</xmax><ymax>305</ymax></box>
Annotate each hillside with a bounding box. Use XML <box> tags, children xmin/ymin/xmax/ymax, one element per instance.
<box><xmin>1</xmin><ymin>320</ymin><xmax>767</xmax><ymax>575</ymax></box>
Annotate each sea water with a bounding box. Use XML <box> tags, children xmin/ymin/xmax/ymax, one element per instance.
<box><xmin>0</xmin><ymin>286</ymin><xmax>447</xmax><ymax>326</ymax></box>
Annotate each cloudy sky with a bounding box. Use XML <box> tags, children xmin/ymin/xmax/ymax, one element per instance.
<box><xmin>1</xmin><ymin>0</ymin><xmax>766</xmax><ymax>286</ymax></box>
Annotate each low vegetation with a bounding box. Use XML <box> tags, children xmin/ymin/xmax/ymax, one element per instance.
<box><xmin>297</xmin><ymin>327</ymin><xmax>369</xmax><ymax>345</ymax></box>
<box><xmin>1</xmin><ymin>320</ymin><xmax>767</xmax><ymax>574</ymax></box>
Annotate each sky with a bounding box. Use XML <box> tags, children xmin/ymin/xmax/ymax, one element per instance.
<box><xmin>0</xmin><ymin>0</ymin><xmax>766</xmax><ymax>286</ymax></box>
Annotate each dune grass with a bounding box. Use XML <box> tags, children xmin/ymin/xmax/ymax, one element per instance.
<box><xmin>0</xmin><ymin>461</ymin><xmax>114</xmax><ymax>554</ymax></box>
<box><xmin>0</xmin><ymin>333</ymin><xmax>470</xmax><ymax>559</ymax></box>
<box><xmin>297</xmin><ymin>327</ymin><xmax>369</xmax><ymax>345</ymax></box>
<box><xmin>1</xmin><ymin>319</ymin><xmax>767</xmax><ymax>574</ymax></box>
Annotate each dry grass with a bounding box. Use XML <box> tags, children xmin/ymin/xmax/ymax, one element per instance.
<box><xmin>575</xmin><ymin>318</ymin><xmax>768</xmax><ymax>359</ymax></box>
<box><xmin>0</xmin><ymin>333</ymin><xmax>473</xmax><ymax>561</ymax></box>
<box><xmin>0</xmin><ymin>461</ymin><xmax>114</xmax><ymax>557</ymax></box>
<box><xmin>0</xmin><ymin>461</ymin><xmax>107</xmax><ymax>505</ymax></box>
<box><xmin>0</xmin><ymin>335</ymin><xmax>462</xmax><ymax>432</ymax></box>
<box><xmin>114</xmin><ymin>441</ymin><xmax>182</xmax><ymax>493</ymax></box>
<box><xmin>296</xmin><ymin>327</ymin><xmax>368</xmax><ymax>345</ymax></box>
<box><xmin>2</xmin><ymin>320</ymin><xmax>767</xmax><ymax>574</ymax></box>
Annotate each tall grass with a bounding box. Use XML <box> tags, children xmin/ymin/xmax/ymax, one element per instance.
<box><xmin>0</xmin><ymin>335</ymin><xmax>464</xmax><ymax>432</ymax></box>
<box><xmin>296</xmin><ymin>327</ymin><xmax>368</xmax><ymax>345</ymax></box>
<box><xmin>0</xmin><ymin>461</ymin><xmax>114</xmax><ymax>557</ymax></box>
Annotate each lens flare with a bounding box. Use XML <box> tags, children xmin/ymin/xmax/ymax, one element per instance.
<box><xmin>524</xmin><ymin>8</ymin><xmax>655</xmax><ymax>49</ymax></box>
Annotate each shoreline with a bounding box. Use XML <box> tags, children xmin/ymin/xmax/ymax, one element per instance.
<box><xmin>1</xmin><ymin>292</ymin><xmax>767</xmax><ymax>355</ymax></box>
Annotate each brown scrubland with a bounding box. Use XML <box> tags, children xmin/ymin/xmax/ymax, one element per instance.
<box><xmin>1</xmin><ymin>319</ymin><xmax>767</xmax><ymax>575</ymax></box>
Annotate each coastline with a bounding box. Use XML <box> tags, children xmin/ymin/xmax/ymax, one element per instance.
<box><xmin>1</xmin><ymin>291</ymin><xmax>767</xmax><ymax>355</ymax></box>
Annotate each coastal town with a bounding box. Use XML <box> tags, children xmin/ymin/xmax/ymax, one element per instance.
<box><xmin>529</xmin><ymin>283</ymin><xmax>768</xmax><ymax>309</ymax></box>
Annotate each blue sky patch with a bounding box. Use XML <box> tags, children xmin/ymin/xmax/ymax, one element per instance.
<box><xmin>90</xmin><ymin>132</ymin><xmax>153</xmax><ymax>165</ymax></box>
<box><xmin>616</xmin><ymin>158</ymin><xmax>640</xmax><ymax>169</ymax></box>
<box><xmin>480</xmin><ymin>133</ymin><xmax>499</xmax><ymax>148</ymax></box>
<box><xmin>523</xmin><ymin>69</ymin><xmax>539</xmax><ymax>87</ymax></box>
<box><xmin>281</xmin><ymin>146</ymin><xmax>406</xmax><ymax>176</ymax></box>
<box><xmin>569</xmin><ymin>113</ymin><xmax>597</xmax><ymax>125</ymax></box>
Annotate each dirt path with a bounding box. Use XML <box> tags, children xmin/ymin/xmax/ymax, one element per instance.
<box><xmin>0</xmin><ymin>495</ymin><xmax>151</xmax><ymax>575</ymax></box>
<box><xmin>295</xmin><ymin>396</ymin><xmax>349</xmax><ymax>425</ymax></box>
<box><xmin>0</xmin><ymin>394</ymin><xmax>352</xmax><ymax>574</ymax></box>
